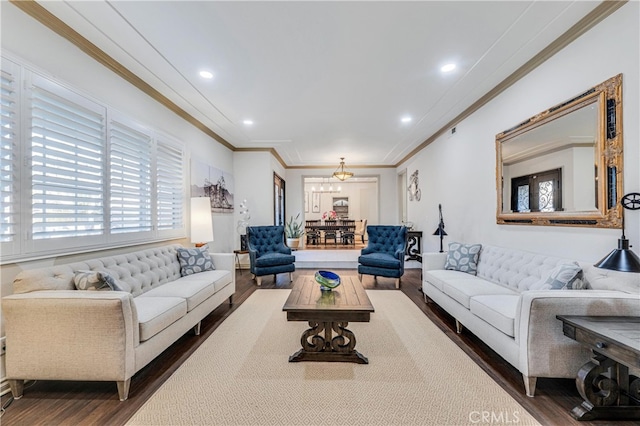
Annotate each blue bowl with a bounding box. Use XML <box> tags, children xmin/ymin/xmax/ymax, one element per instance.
<box><xmin>315</xmin><ymin>270</ymin><xmax>341</xmax><ymax>291</ymax></box>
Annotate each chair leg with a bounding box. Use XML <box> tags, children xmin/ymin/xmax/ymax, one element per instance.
<box><xmin>395</xmin><ymin>278</ymin><xmax>400</xmax><ymax>289</ymax></box>
<box><xmin>289</xmin><ymin>272</ymin><xmax>293</xmax><ymax>282</ymax></box>
<box><xmin>256</xmin><ymin>276</ymin><xmax>262</xmax><ymax>286</ymax></box>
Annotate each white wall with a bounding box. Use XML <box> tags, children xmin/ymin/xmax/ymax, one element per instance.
<box><xmin>400</xmin><ymin>2</ymin><xmax>640</xmax><ymax>261</ymax></box>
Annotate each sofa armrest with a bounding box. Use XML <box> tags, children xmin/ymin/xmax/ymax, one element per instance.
<box><xmin>2</xmin><ymin>290</ymin><xmax>138</xmax><ymax>382</ymax></box>
<box><xmin>422</xmin><ymin>252</ymin><xmax>447</xmax><ymax>272</ymax></box>
<box><xmin>209</xmin><ymin>252</ymin><xmax>236</xmax><ymax>291</ymax></box>
<box><xmin>517</xmin><ymin>290</ymin><xmax>640</xmax><ymax>379</ymax></box>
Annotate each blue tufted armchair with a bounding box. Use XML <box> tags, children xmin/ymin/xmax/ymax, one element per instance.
<box><xmin>247</xmin><ymin>225</ymin><xmax>296</xmax><ymax>286</ymax></box>
<box><xmin>357</xmin><ymin>225</ymin><xmax>407</xmax><ymax>288</ymax></box>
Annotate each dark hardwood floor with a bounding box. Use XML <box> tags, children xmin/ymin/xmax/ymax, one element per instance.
<box><xmin>1</xmin><ymin>268</ymin><xmax>634</xmax><ymax>425</ymax></box>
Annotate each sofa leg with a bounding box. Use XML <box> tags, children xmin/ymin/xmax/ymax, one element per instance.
<box><xmin>229</xmin><ymin>294</ymin><xmax>234</xmax><ymax>305</ymax></box>
<box><xmin>193</xmin><ymin>321</ymin><xmax>201</xmax><ymax>336</ymax></box>
<box><xmin>455</xmin><ymin>320</ymin><xmax>463</xmax><ymax>334</ymax></box>
<box><xmin>358</xmin><ymin>273</ymin><xmax>362</xmax><ymax>281</ymax></box>
<box><xmin>8</xmin><ymin>379</ymin><xmax>24</xmax><ymax>399</ymax></box>
<box><xmin>423</xmin><ymin>293</ymin><xmax>432</xmax><ymax>304</ymax></box>
<box><xmin>289</xmin><ymin>272</ymin><xmax>293</xmax><ymax>282</ymax></box>
<box><xmin>256</xmin><ymin>276</ymin><xmax>262</xmax><ymax>286</ymax></box>
<box><xmin>523</xmin><ymin>375</ymin><xmax>537</xmax><ymax>397</ymax></box>
<box><xmin>395</xmin><ymin>278</ymin><xmax>400</xmax><ymax>289</ymax></box>
<box><xmin>117</xmin><ymin>379</ymin><xmax>131</xmax><ymax>401</ymax></box>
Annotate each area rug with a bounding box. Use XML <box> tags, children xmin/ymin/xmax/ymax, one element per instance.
<box><xmin>127</xmin><ymin>290</ymin><xmax>540</xmax><ymax>426</ymax></box>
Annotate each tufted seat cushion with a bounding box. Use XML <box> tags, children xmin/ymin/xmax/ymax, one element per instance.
<box><xmin>254</xmin><ymin>252</ymin><xmax>295</xmax><ymax>267</ymax></box>
<box><xmin>358</xmin><ymin>252</ymin><xmax>401</xmax><ymax>269</ymax></box>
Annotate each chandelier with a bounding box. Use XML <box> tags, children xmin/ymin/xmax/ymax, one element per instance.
<box><xmin>332</xmin><ymin>157</ymin><xmax>354</xmax><ymax>181</ymax></box>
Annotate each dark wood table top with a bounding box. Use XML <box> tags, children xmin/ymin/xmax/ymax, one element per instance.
<box><xmin>283</xmin><ymin>275</ymin><xmax>374</xmax><ymax>322</ymax></box>
<box><xmin>556</xmin><ymin>315</ymin><xmax>640</xmax><ymax>366</ymax></box>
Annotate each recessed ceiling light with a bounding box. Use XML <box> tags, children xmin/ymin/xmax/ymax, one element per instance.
<box><xmin>199</xmin><ymin>70</ymin><xmax>214</xmax><ymax>79</ymax></box>
<box><xmin>441</xmin><ymin>63</ymin><xmax>456</xmax><ymax>73</ymax></box>
<box><xmin>401</xmin><ymin>116</ymin><xmax>412</xmax><ymax>123</ymax></box>
<box><xmin>243</xmin><ymin>120</ymin><xmax>254</xmax><ymax>126</ymax></box>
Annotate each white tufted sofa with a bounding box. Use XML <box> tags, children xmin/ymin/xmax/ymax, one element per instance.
<box><xmin>422</xmin><ymin>244</ymin><xmax>640</xmax><ymax>397</ymax></box>
<box><xmin>2</xmin><ymin>244</ymin><xmax>235</xmax><ymax>401</ymax></box>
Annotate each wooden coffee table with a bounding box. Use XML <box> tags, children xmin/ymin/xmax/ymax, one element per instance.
<box><xmin>283</xmin><ymin>275</ymin><xmax>374</xmax><ymax>364</ymax></box>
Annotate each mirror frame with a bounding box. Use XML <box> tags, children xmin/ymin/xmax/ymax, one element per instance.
<box><xmin>496</xmin><ymin>74</ymin><xmax>623</xmax><ymax>228</ymax></box>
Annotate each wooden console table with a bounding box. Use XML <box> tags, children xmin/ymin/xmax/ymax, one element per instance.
<box><xmin>556</xmin><ymin>315</ymin><xmax>640</xmax><ymax>421</ymax></box>
<box><xmin>406</xmin><ymin>231</ymin><xmax>422</xmax><ymax>261</ymax></box>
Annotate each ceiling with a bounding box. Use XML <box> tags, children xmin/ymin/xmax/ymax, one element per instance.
<box><xmin>30</xmin><ymin>1</ymin><xmax>607</xmax><ymax>168</ymax></box>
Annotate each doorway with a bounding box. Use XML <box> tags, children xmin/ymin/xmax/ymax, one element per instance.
<box><xmin>274</xmin><ymin>173</ymin><xmax>285</xmax><ymax>226</ymax></box>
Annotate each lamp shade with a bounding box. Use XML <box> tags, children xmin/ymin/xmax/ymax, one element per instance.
<box><xmin>432</xmin><ymin>225</ymin><xmax>447</xmax><ymax>236</ymax></box>
<box><xmin>594</xmin><ymin>237</ymin><xmax>640</xmax><ymax>273</ymax></box>
<box><xmin>190</xmin><ymin>197</ymin><xmax>214</xmax><ymax>246</ymax></box>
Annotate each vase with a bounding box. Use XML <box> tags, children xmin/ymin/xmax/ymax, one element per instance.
<box><xmin>286</xmin><ymin>238</ymin><xmax>300</xmax><ymax>249</ymax></box>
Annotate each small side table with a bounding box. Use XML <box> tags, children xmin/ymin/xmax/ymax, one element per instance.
<box><xmin>233</xmin><ymin>250</ymin><xmax>248</xmax><ymax>274</ymax></box>
<box><xmin>556</xmin><ymin>315</ymin><xmax>640</xmax><ymax>421</ymax></box>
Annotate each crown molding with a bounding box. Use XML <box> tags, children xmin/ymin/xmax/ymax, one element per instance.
<box><xmin>395</xmin><ymin>0</ymin><xmax>627</xmax><ymax>167</ymax></box>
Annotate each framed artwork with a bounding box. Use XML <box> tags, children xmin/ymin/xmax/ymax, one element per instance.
<box><xmin>312</xmin><ymin>192</ymin><xmax>321</xmax><ymax>213</ymax></box>
<box><xmin>191</xmin><ymin>159</ymin><xmax>234</xmax><ymax>213</ymax></box>
<box><xmin>304</xmin><ymin>191</ymin><xmax>309</xmax><ymax>213</ymax></box>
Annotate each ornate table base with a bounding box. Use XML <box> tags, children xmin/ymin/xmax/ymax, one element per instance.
<box><xmin>571</xmin><ymin>352</ymin><xmax>640</xmax><ymax>421</ymax></box>
<box><xmin>288</xmin><ymin>320</ymin><xmax>368</xmax><ymax>364</ymax></box>
<box><xmin>557</xmin><ymin>316</ymin><xmax>640</xmax><ymax>422</ymax></box>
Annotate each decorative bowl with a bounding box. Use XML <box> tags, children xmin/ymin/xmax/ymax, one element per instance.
<box><xmin>315</xmin><ymin>270</ymin><xmax>341</xmax><ymax>291</ymax></box>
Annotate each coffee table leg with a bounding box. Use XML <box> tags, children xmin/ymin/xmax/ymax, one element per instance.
<box><xmin>289</xmin><ymin>321</ymin><xmax>368</xmax><ymax>364</ymax></box>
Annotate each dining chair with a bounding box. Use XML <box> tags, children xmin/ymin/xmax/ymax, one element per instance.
<box><xmin>305</xmin><ymin>220</ymin><xmax>321</xmax><ymax>246</ymax></box>
<box><xmin>323</xmin><ymin>220</ymin><xmax>338</xmax><ymax>245</ymax></box>
<box><xmin>354</xmin><ymin>219</ymin><xmax>367</xmax><ymax>243</ymax></box>
<box><xmin>340</xmin><ymin>219</ymin><xmax>356</xmax><ymax>245</ymax></box>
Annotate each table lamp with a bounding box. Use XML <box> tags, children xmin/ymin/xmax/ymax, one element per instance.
<box><xmin>432</xmin><ymin>204</ymin><xmax>448</xmax><ymax>253</ymax></box>
<box><xmin>190</xmin><ymin>197</ymin><xmax>214</xmax><ymax>248</ymax></box>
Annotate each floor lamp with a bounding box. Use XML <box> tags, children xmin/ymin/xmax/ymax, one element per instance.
<box><xmin>432</xmin><ymin>204</ymin><xmax>447</xmax><ymax>253</ymax></box>
<box><xmin>190</xmin><ymin>197</ymin><xmax>214</xmax><ymax>248</ymax></box>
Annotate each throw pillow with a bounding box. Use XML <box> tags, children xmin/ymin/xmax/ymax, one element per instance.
<box><xmin>74</xmin><ymin>270</ymin><xmax>123</xmax><ymax>291</ymax></box>
<box><xmin>540</xmin><ymin>263</ymin><xmax>584</xmax><ymax>290</ymax></box>
<box><xmin>444</xmin><ymin>242</ymin><xmax>482</xmax><ymax>275</ymax></box>
<box><xmin>177</xmin><ymin>245</ymin><xmax>215</xmax><ymax>276</ymax></box>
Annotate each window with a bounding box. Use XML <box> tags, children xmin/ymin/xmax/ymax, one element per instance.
<box><xmin>0</xmin><ymin>61</ymin><xmax>20</xmax><ymax>256</ymax></box>
<box><xmin>0</xmin><ymin>57</ymin><xmax>185</xmax><ymax>263</ymax></box>
<box><xmin>156</xmin><ymin>139</ymin><xmax>184</xmax><ymax>233</ymax></box>
<box><xmin>511</xmin><ymin>168</ymin><xmax>563</xmax><ymax>213</ymax></box>
<box><xmin>109</xmin><ymin>119</ymin><xmax>152</xmax><ymax>235</ymax></box>
<box><xmin>29</xmin><ymin>75</ymin><xmax>106</xmax><ymax>247</ymax></box>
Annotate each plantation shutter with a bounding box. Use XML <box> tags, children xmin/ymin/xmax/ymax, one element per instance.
<box><xmin>0</xmin><ymin>66</ymin><xmax>19</xmax><ymax>248</ymax></box>
<box><xmin>110</xmin><ymin>120</ymin><xmax>152</xmax><ymax>234</ymax></box>
<box><xmin>30</xmin><ymin>76</ymin><xmax>106</xmax><ymax>240</ymax></box>
<box><xmin>156</xmin><ymin>139</ymin><xmax>184</xmax><ymax>232</ymax></box>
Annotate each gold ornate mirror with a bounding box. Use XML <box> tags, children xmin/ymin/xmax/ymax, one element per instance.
<box><xmin>496</xmin><ymin>74</ymin><xmax>622</xmax><ymax>228</ymax></box>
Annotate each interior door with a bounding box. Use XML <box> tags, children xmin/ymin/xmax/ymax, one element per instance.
<box><xmin>274</xmin><ymin>173</ymin><xmax>285</xmax><ymax>226</ymax></box>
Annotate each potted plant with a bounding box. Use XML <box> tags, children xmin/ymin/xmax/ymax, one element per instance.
<box><xmin>285</xmin><ymin>213</ymin><xmax>305</xmax><ymax>249</ymax></box>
